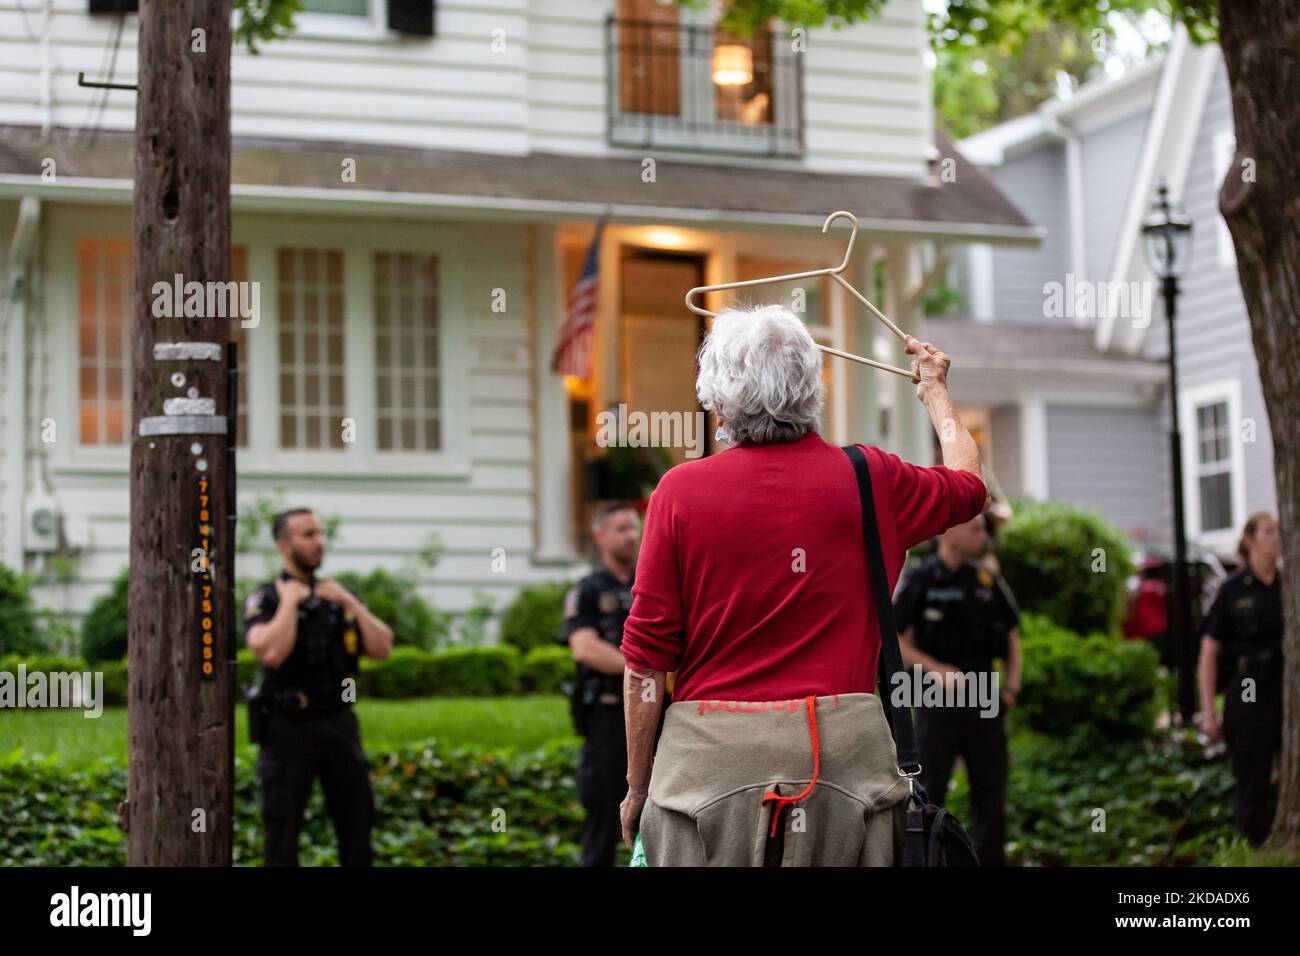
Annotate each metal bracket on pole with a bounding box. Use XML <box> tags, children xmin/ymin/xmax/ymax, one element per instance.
<box><xmin>77</xmin><ymin>71</ymin><xmax>138</xmax><ymax>92</ymax></box>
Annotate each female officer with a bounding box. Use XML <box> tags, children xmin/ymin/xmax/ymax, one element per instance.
<box><xmin>1197</xmin><ymin>512</ymin><xmax>1284</xmax><ymax>847</ymax></box>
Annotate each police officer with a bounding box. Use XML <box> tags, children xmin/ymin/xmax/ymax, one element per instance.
<box><xmin>893</xmin><ymin>512</ymin><xmax>1022</xmax><ymax>867</ymax></box>
<box><xmin>1198</xmin><ymin>511</ymin><xmax>1284</xmax><ymax>847</ymax></box>
<box><xmin>244</xmin><ymin>507</ymin><xmax>395</xmax><ymax>866</ymax></box>
<box><xmin>561</xmin><ymin>501</ymin><xmax>641</xmax><ymax>867</ymax></box>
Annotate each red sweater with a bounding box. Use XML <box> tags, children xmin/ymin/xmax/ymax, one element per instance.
<box><xmin>620</xmin><ymin>432</ymin><xmax>987</xmax><ymax>702</ymax></box>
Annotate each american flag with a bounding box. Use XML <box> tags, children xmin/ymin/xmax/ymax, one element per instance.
<box><xmin>551</xmin><ymin>220</ymin><xmax>605</xmax><ymax>378</ymax></box>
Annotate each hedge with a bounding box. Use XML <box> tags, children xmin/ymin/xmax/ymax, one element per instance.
<box><xmin>500</xmin><ymin>581</ymin><xmax>571</xmax><ymax>653</ymax></box>
<box><xmin>1016</xmin><ymin>613</ymin><xmax>1160</xmax><ymax>746</ymax></box>
<box><xmin>998</xmin><ymin>499</ymin><xmax>1134</xmax><ymax>635</ymax></box>
<box><xmin>0</xmin><ymin>740</ymin><xmax>584</xmax><ymax>867</ymax></box>
<box><xmin>2</xmin><ymin>644</ymin><xmax>576</xmax><ymax>708</ymax></box>
<box><xmin>80</xmin><ymin>569</ymin><xmax>129</xmax><ymax>664</ymax></box>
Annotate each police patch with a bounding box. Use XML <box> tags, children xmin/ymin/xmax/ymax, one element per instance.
<box><xmin>562</xmin><ymin>587</ymin><xmax>578</xmax><ymax>619</ymax></box>
<box><xmin>244</xmin><ymin>591</ymin><xmax>262</xmax><ymax>617</ymax></box>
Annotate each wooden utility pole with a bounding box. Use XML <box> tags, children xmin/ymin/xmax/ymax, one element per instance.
<box><xmin>127</xmin><ymin>0</ymin><xmax>234</xmax><ymax>866</ymax></box>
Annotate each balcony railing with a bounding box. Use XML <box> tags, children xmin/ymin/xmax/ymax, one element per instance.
<box><xmin>606</xmin><ymin>16</ymin><xmax>804</xmax><ymax>158</ymax></box>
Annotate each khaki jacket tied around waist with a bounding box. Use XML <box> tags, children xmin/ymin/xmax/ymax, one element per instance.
<box><xmin>640</xmin><ymin>692</ymin><xmax>910</xmax><ymax>867</ymax></box>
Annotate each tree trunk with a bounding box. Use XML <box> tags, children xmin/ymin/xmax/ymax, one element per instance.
<box><xmin>127</xmin><ymin>0</ymin><xmax>234</xmax><ymax>866</ymax></box>
<box><xmin>1217</xmin><ymin>0</ymin><xmax>1300</xmax><ymax>851</ymax></box>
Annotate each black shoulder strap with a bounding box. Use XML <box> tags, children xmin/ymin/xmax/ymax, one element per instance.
<box><xmin>843</xmin><ymin>444</ymin><xmax>921</xmax><ymax>774</ymax></box>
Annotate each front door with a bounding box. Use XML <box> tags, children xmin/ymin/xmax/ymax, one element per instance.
<box><xmin>619</xmin><ymin>248</ymin><xmax>711</xmax><ymax>467</ymax></box>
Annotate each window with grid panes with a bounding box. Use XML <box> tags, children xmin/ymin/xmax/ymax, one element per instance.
<box><xmin>277</xmin><ymin>249</ymin><xmax>347</xmax><ymax>450</ymax></box>
<box><xmin>78</xmin><ymin>239</ymin><xmax>249</xmax><ymax>445</ymax></box>
<box><xmin>1195</xmin><ymin>400</ymin><xmax>1233</xmax><ymax>533</ymax></box>
<box><xmin>78</xmin><ymin>238</ymin><xmax>131</xmax><ymax>445</ymax></box>
<box><xmin>374</xmin><ymin>252</ymin><xmax>441</xmax><ymax>452</ymax></box>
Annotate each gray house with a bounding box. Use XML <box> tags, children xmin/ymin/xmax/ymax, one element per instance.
<box><xmin>947</xmin><ymin>25</ymin><xmax>1276</xmax><ymax>557</ymax></box>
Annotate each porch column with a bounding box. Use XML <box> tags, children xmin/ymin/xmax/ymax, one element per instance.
<box><xmin>2</xmin><ymin>198</ymin><xmax>39</xmax><ymax>570</ymax></box>
<box><xmin>1019</xmin><ymin>395</ymin><xmax>1050</xmax><ymax>499</ymax></box>
<box><xmin>885</xmin><ymin>242</ymin><xmax>931</xmax><ymax>464</ymax></box>
<box><xmin>841</xmin><ymin>248</ymin><xmax>879</xmax><ymax>446</ymax></box>
<box><xmin>529</xmin><ymin>223</ymin><xmax>576</xmax><ymax>562</ymax></box>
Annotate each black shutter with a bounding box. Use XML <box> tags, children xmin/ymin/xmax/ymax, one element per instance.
<box><xmin>89</xmin><ymin>0</ymin><xmax>138</xmax><ymax>12</ymax></box>
<box><xmin>388</xmin><ymin>0</ymin><xmax>434</xmax><ymax>36</ymax></box>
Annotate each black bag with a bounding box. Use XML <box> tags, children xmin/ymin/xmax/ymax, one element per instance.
<box><xmin>843</xmin><ymin>444</ymin><xmax>981</xmax><ymax>867</ymax></box>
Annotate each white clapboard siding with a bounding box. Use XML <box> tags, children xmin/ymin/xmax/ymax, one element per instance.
<box><xmin>3</xmin><ymin>0</ymin><xmax>931</xmax><ymax>175</ymax></box>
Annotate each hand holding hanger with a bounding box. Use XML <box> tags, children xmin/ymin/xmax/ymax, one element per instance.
<box><xmin>685</xmin><ymin>210</ymin><xmax>920</xmax><ymax>382</ymax></box>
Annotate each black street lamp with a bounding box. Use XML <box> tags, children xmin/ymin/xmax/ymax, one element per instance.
<box><xmin>1141</xmin><ymin>183</ymin><xmax>1195</xmax><ymax>723</ymax></box>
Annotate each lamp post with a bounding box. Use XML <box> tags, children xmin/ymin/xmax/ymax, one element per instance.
<box><xmin>1141</xmin><ymin>183</ymin><xmax>1196</xmax><ymax>723</ymax></box>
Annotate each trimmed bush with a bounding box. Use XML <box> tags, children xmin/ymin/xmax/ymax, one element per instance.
<box><xmin>4</xmin><ymin>644</ymin><xmax>563</xmax><ymax>706</ymax></box>
<box><xmin>359</xmin><ymin>646</ymin><xmax>434</xmax><ymax>699</ymax></box>
<box><xmin>521</xmin><ymin>645</ymin><xmax>573</xmax><ymax>694</ymax></box>
<box><xmin>428</xmin><ymin>645</ymin><xmax>520</xmax><ymax>696</ymax></box>
<box><xmin>1016</xmin><ymin>613</ymin><xmax>1160</xmax><ymax>746</ymax></box>
<box><xmin>333</xmin><ymin>568</ymin><xmax>451</xmax><ymax>650</ymax></box>
<box><xmin>0</xmin><ymin>563</ymin><xmax>42</xmax><ymax>657</ymax></box>
<box><xmin>80</xmin><ymin>570</ymin><xmax>129</xmax><ymax>664</ymax></box>
<box><xmin>998</xmin><ymin>500</ymin><xmax>1134</xmax><ymax>635</ymax></box>
<box><xmin>500</xmin><ymin>581</ymin><xmax>571</xmax><ymax>653</ymax></box>
<box><xmin>99</xmin><ymin>660</ymin><xmax>128</xmax><ymax>707</ymax></box>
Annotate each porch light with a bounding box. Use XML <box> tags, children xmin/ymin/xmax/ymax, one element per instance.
<box><xmin>712</xmin><ymin>44</ymin><xmax>753</xmax><ymax>86</ymax></box>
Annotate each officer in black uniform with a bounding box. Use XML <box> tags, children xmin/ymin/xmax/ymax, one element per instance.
<box><xmin>561</xmin><ymin>501</ymin><xmax>642</xmax><ymax>867</ymax></box>
<box><xmin>893</xmin><ymin>511</ymin><xmax>1022</xmax><ymax>867</ymax></box>
<box><xmin>244</xmin><ymin>507</ymin><xmax>395</xmax><ymax>866</ymax></box>
<box><xmin>1198</xmin><ymin>511</ymin><xmax>1284</xmax><ymax>847</ymax></box>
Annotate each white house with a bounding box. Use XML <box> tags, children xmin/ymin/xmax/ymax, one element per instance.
<box><xmin>0</xmin><ymin>0</ymin><xmax>1037</xmax><ymax>634</ymax></box>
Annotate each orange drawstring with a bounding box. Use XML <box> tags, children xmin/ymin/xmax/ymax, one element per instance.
<box><xmin>761</xmin><ymin>694</ymin><xmax>820</xmax><ymax>838</ymax></box>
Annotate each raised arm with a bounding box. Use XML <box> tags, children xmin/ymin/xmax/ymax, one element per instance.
<box><xmin>906</xmin><ymin>335</ymin><xmax>985</xmax><ymax>488</ymax></box>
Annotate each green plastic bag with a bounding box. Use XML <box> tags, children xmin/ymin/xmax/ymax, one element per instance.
<box><xmin>630</xmin><ymin>831</ymin><xmax>647</xmax><ymax>867</ymax></box>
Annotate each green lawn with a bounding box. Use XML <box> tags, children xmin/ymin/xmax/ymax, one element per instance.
<box><xmin>1</xmin><ymin>695</ymin><xmax>575</xmax><ymax>767</ymax></box>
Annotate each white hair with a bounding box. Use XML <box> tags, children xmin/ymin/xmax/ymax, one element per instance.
<box><xmin>695</xmin><ymin>304</ymin><xmax>824</xmax><ymax>446</ymax></box>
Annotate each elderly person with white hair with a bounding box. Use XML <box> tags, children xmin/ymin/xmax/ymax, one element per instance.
<box><xmin>618</xmin><ymin>304</ymin><xmax>987</xmax><ymax>866</ymax></box>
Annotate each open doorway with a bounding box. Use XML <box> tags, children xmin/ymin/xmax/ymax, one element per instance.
<box><xmin>618</xmin><ymin>247</ymin><xmax>712</xmax><ymax>467</ymax></box>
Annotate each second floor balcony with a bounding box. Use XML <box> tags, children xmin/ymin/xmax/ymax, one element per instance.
<box><xmin>606</xmin><ymin>15</ymin><xmax>804</xmax><ymax>159</ymax></box>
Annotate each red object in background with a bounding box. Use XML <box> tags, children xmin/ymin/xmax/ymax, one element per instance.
<box><xmin>1123</xmin><ymin>573</ymin><xmax>1167</xmax><ymax>640</ymax></box>
<box><xmin>1121</xmin><ymin>550</ymin><xmax>1236</xmax><ymax>643</ymax></box>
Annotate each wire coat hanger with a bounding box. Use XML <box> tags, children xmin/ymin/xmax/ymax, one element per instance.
<box><xmin>685</xmin><ymin>210</ymin><xmax>917</xmax><ymax>380</ymax></box>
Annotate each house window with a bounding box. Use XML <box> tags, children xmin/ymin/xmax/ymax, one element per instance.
<box><xmin>227</xmin><ymin>247</ymin><xmax>250</xmax><ymax>445</ymax></box>
<box><xmin>618</xmin><ymin>0</ymin><xmax>680</xmax><ymax>117</ymax></box>
<box><xmin>78</xmin><ymin>238</ymin><xmax>132</xmax><ymax>446</ymax></box>
<box><xmin>1194</xmin><ymin>399</ymin><xmax>1234</xmax><ymax>534</ymax></box>
<box><xmin>609</xmin><ymin>1</ymin><xmax>801</xmax><ymax>156</ymax></box>
<box><xmin>277</xmin><ymin>249</ymin><xmax>347</xmax><ymax>450</ymax></box>
<box><xmin>374</xmin><ymin>252</ymin><xmax>441</xmax><ymax>452</ymax></box>
<box><xmin>78</xmin><ymin>239</ymin><xmax>248</xmax><ymax>446</ymax></box>
<box><xmin>302</xmin><ymin>0</ymin><xmax>369</xmax><ymax>15</ymax></box>
<box><xmin>712</xmin><ymin>23</ymin><xmax>774</xmax><ymax>127</ymax></box>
